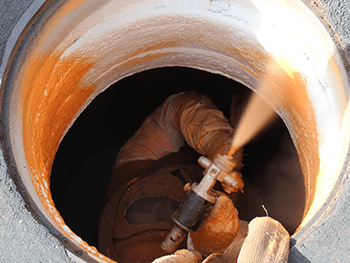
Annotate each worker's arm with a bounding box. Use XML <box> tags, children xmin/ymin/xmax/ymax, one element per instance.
<box><xmin>115</xmin><ymin>91</ymin><xmax>240</xmax><ymax>168</ymax></box>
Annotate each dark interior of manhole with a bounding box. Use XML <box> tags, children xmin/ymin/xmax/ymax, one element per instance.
<box><xmin>50</xmin><ymin>67</ymin><xmax>305</xmax><ymax>248</ymax></box>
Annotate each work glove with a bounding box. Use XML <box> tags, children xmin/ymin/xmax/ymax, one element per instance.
<box><xmin>188</xmin><ymin>192</ymin><xmax>239</xmax><ymax>257</ymax></box>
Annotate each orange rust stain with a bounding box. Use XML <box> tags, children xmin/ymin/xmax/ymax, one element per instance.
<box><xmin>104</xmin><ymin>37</ymin><xmax>263</xmax><ymax>84</ymax></box>
<box><xmin>19</xmin><ymin>52</ymin><xmax>117</xmax><ymax>260</ymax></box>
<box><xmin>272</xmin><ymin>57</ymin><xmax>320</xmax><ymax>218</ymax></box>
<box><xmin>118</xmin><ymin>51</ymin><xmax>170</xmax><ymax>73</ymax></box>
<box><xmin>89</xmin><ymin>40</ymin><xmax>182</xmax><ymax>84</ymax></box>
<box><xmin>223</xmin><ymin>41</ymin><xmax>268</xmax><ymax>77</ymax></box>
<box><xmin>229</xmin><ymin>54</ymin><xmax>319</xmax><ymax>221</ymax></box>
<box><xmin>116</xmin><ymin>40</ymin><xmax>182</xmax><ymax>69</ymax></box>
<box><xmin>22</xmin><ymin>54</ymin><xmax>94</xmax><ymax>185</ymax></box>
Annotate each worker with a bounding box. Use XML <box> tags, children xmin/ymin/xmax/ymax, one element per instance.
<box><xmin>98</xmin><ymin>91</ymin><xmax>289</xmax><ymax>262</ymax></box>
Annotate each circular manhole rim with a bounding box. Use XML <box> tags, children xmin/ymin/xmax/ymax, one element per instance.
<box><xmin>1</xmin><ymin>0</ymin><xmax>349</xmax><ymax>262</ymax></box>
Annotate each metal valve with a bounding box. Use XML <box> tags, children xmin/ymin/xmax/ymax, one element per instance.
<box><xmin>161</xmin><ymin>154</ymin><xmax>243</xmax><ymax>253</ymax></box>
<box><xmin>197</xmin><ymin>154</ymin><xmax>243</xmax><ymax>195</ymax></box>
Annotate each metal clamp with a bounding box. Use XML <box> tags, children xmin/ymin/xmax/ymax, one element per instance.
<box><xmin>197</xmin><ymin>154</ymin><xmax>243</xmax><ymax>196</ymax></box>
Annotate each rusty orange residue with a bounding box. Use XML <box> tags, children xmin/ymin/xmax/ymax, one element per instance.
<box><xmin>232</xmin><ymin>54</ymin><xmax>320</xmax><ymax>221</ymax></box>
<box><xmin>117</xmin><ymin>50</ymin><xmax>171</xmax><ymax>73</ymax></box>
<box><xmin>15</xmin><ymin>0</ymin><xmax>118</xmax><ymax>261</ymax></box>
<box><xmin>19</xmin><ymin>51</ymin><xmax>116</xmax><ymax>261</ymax></box>
<box><xmin>223</xmin><ymin>40</ymin><xmax>268</xmax><ymax>78</ymax></box>
<box><xmin>22</xmin><ymin>54</ymin><xmax>94</xmax><ymax>187</ymax></box>
<box><xmin>273</xmin><ymin>56</ymin><xmax>320</xmax><ymax>218</ymax></box>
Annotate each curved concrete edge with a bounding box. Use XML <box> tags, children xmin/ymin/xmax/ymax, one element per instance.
<box><xmin>289</xmin><ymin>169</ymin><xmax>350</xmax><ymax>262</ymax></box>
<box><xmin>0</xmin><ymin>0</ymin><xmax>76</xmax><ymax>262</ymax></box>
<box><xmin>0</xmin><ymin>0</ymin><xmax>45</xmax><ymax>84</ymax></box>
<box><xmin>0</xmin><ymin>0</ymin><xmax>349</xmax><ymax>263</ymax></box>
<box><xmin>289</xmin><ymin>1</ymin><xmax>350</xmax><ymax>262</ymax></box>
<box><xmin>0</xmin><ymin>146</ymin><xmax>73</xmax><ymax>262</ymax></box>
<box><xmin>301</xmin><ymin>0</ymin><xmax>350</xmax><ymax>81</ymax></box>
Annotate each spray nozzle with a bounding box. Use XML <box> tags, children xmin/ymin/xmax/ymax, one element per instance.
<box><xmin>198</xmin><ymin>154</ymin><xmax>243</xmax><ymax>194</ymax></box>
<box><xmin>161</xmin><ymin>154</ymin><xmax>243</xmax><ymax>253</ymax></box>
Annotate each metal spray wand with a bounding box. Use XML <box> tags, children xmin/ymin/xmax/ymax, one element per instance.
<box><xmin>161</xmin><ymin>152</ymin><xmax>243</xmax><ymax>253</ymax></box>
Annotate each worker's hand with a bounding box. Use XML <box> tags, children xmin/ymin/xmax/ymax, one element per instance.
<box><xmin>188</xmin><ymin>192</ymin><xmax>239</xmax><ymax>256</ymax></box>
<box><xmin>205</xmin><ymin>131</ymin><xmax>244</xmax><ymax>170</ymax></box>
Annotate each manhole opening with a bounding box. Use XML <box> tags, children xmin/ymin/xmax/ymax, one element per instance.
<box><xmin>1</xmin><ymin>1</ymin><xmax>346</xmax><ymax>261</ymax></box>
<box><xmin>50</xmin><ymin>67</ymin><xmax>304</xmax><ymax>250</ymax></box>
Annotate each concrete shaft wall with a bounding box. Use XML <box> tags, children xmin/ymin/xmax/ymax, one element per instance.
<box><xmin>0</xmin><ymin>0</ymin><xmax>349</xmax><ymax>262</ymax></box>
